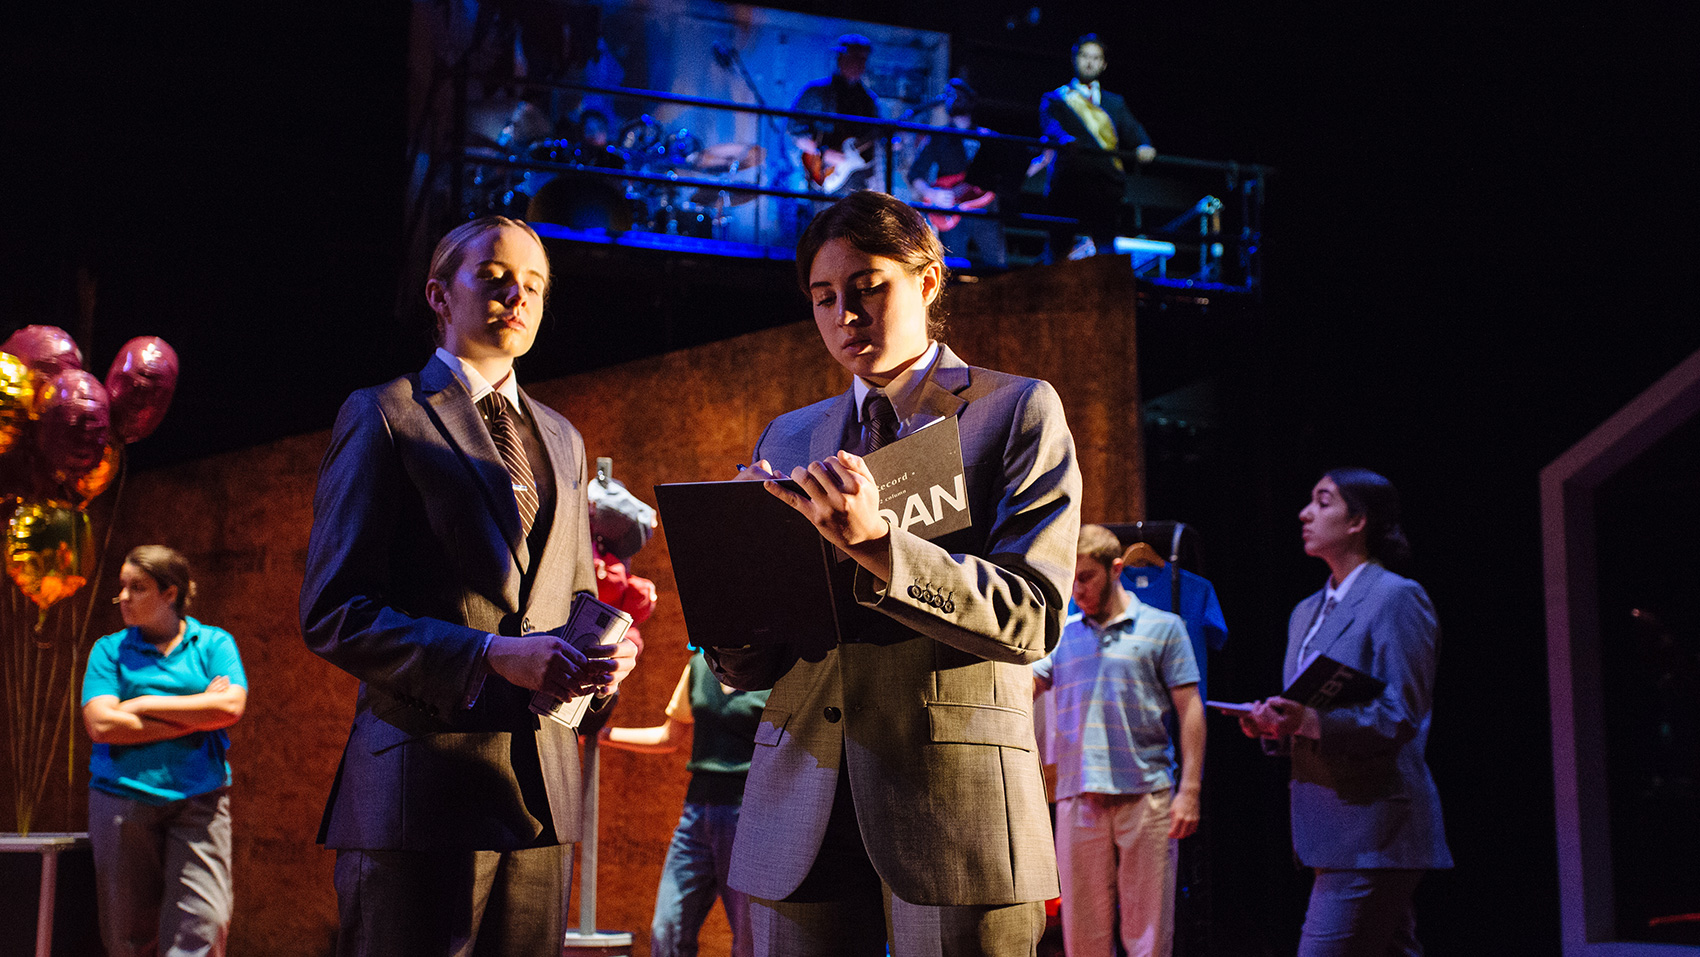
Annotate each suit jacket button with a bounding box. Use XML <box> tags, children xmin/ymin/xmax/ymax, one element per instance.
<box><xmin>823</xmin><ymin>707</ymin><xmax>842</xmax><ymax>723</ymax></box>
<box><xmin>522</xmin><ymin>617</ymin><xmax>533</xmax><ymax>633</ymax></box>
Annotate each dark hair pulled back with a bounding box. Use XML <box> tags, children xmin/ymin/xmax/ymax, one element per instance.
<box><xmin>794</xmin><ymin>191</ymin><xmax>949</xmax><ymax>339</ymax></box>
<box><xmin>1324</xmin><ymin>467</ymin><xmax>1413</xmax><ymax>575</ymax></box>
<box><xmin>124</xmin><ymin>544</ymin><xmax>196</xmax><ymax>617</ymax></box>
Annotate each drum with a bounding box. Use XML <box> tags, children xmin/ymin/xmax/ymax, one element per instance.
<box><xmin>662</xmin><ymin>129</ymin><xmax>704</xmax><ymax>169</ymax></box>
<box><xmin>617</xmin><ymin>115</ymin><xmax>666</xmax><ymax>170</ymax></box>
<box><xmin>527</xmin><ymin>137</ymin><xmax>577</xmax><ymax>165</ymax></box>
<box><xmin>506</xmin><ymin>137</ymin><xmax>578</xmax><ymax>202</ymax></box>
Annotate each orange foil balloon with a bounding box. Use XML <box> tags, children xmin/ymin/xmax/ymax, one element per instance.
<box><xmin>0</xmin><ymin>351</ymin><xmax>34</xmax><ymax>455</ymax></box>
<box><xmin>73</xmin><ymin>442</ymin><xmax>123</xmax><ymax>504</ymax></box>
<box><xmin>6</xmin><ymin>501</ymin><xmax>93</xmax><ymax>621</ymax></box>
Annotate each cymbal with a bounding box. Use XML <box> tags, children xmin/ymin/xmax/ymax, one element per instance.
<box><xmin>690</xmin><ymin>187</ymin><xmax>759</xmax><ymax>207</ymax></box>
<box><xmin>695</xmin><ymin>142</ymin><xmax>765</xmax><ymax>172</ymax></box>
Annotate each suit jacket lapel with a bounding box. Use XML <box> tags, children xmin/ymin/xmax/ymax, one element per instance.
<box><xmin>814</xmin><ymin>345</ymin><xmax>971</xmax><ymax>461</ymax></box>
<box><xmin>420</xmin><ymin>356</ymin><xmax>528</xmax><ymax>569</ymax></box>
<box><xmin>1286</xmin><ymin>591</ymin><xmax>1323</xmax><ymax>685</ymax></box>
<box><xmin>910</xmin><ymin>345</ymin><xmax>971</xmax><ymax>431</ymax></box>
<box><xmin>523</xmin><ymin>388</ymin><xmax>577</xmax><ymax>585</ymax></box>
<box><xmin>1306</xmin><ymin>563</ymin><xmax>1386</xmax><ymax>669</ymax></box>
<box><xmin>810</xmin><ymin>390</ymin><xmax>857</xmax><ymax>464</ymax></box>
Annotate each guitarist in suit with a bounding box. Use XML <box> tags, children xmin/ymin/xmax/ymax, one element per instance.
<box><xmin>908</xmin><ymin>81</ymin><xmax>1006</xmax><ymax>267</ymax></box>
<box><xmin>790</xmin><ymin>34</ymin><xmax>882</xmax><ymax>197</ymax></box>
<box><xmin>1035</xmin><ymin>34</ymin><xmax>1156</xmax><ymax>260</ymax></box>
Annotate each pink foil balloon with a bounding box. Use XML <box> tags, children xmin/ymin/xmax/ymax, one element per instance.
<box><xmin>1</xmin><ymin>326</ymin><xmax>84</xmax><ymax>378</ymax></box>
<box><xmin>35</xmin><ymin>370</ymin><xmax>110</xmax><ymax>475</ymax></box>
<box><xmin>105</xmin><ymin>336</ymin><xmax>179</xmax><ymax>443</ymax></box>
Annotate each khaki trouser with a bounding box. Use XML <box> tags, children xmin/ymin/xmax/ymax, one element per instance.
<box><xmin>1055</xmin><ymin>790</ymin><xmax>1176</xmax><ymax>957</ymax></box>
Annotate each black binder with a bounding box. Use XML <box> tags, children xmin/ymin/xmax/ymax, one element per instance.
<box><xmin>656</xmin><ymin>416</ymin><xmax>967</xmax><ymax>648</ymax></box>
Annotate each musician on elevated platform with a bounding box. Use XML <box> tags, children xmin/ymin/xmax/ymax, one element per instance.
<box><xmin>790</xmin><ymin>34</ymin><xmax>882</xmax><ymax>198</ymax></box>
<box><xmin>908</xmin><ymin>81</ymin><xmax>1007</xmax><ymax>268</ymax></box>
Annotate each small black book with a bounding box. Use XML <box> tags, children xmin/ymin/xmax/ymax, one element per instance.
<box><xmin>1281</xmin><ymin>654</ymin><xmax>1387</xmax><ymax>710</ymax></box>
<box><xmin>656</xmin><ymin>416</ymin><xmax>968</xmax><ymax>649</ymax></box>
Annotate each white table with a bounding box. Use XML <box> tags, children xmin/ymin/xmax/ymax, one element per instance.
<box><xmin>0</xmin><ymin>832</ymin><xmax>90</xmax><ymax>957</ymax></box>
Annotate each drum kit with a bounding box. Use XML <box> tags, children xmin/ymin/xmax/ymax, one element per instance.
<box><xmin>466</xmin><ymin>105</ymin><xmax>765</xmax><ymax>241</ymax></box>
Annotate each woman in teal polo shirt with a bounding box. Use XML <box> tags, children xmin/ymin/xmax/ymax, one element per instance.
<box><xmin>81</xmin><ymin>545</ymin><xmax>247</xmax><ymax>957</ymax></box>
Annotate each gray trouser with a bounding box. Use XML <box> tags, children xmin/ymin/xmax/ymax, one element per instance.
<box><xmin>89</xmin><ymin>787</ymin><xmax>233</xmax><ymax>957</ymax></box>
<box><xmin>748</xmin><ymin>765</ymin><xmax>1044</xmax><ymax>957</ymax></box>
<box><xmin>1298</xmin><ymin>868</ymin><xmax>1425</xmax><ymax>957</ymax></box>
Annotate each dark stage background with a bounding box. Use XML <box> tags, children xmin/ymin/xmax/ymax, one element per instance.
<box><xmin>5</xmin><ymin>1</ymin><xmax>1700</xmax><ymax>954</ymax></box>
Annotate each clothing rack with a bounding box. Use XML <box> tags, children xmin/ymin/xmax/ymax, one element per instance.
<box><xmin>1100</xmin><ymin>520</ymin><xmax>1204</xmax><ymax>611</ymax></box>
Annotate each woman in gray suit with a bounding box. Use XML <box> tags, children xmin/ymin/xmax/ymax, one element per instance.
<box><xmin>1242</xmin><ymin>468</ymin><xmax>1452</xmax><ymax>957</ymax></box>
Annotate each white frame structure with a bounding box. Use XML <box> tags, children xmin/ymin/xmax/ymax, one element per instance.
<box><xmin>1542</xmin><ymin>346</ymin><xmax>1700</xmax><ymax>957</ymax></box>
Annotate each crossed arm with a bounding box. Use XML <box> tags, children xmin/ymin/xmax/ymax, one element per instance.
<box><xmin>83</xmin><ymin>676</ymin><xmax>247</xmax><ymax>745</ymax></box>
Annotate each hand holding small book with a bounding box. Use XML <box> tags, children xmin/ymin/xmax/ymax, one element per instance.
<box><xmin>1240</xmin><ymin>696</ymin><xmax>1305</xmax><ymax>739</ymax></box>
<box><xmin>1214</xmin><ymin>655</ymin><xmax>1385</xmax><ymax>740</ymax></box>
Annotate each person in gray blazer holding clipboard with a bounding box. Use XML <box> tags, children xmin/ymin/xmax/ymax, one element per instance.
<box><xmin>707</xmin><ymin>190</ymin><xmax>1080</xmax><ymax>957</ymax></box>
<box><xmin>1241</xmin><ymin>468</ymin><xmax>1452</xmax><ymax>957</ymax></box>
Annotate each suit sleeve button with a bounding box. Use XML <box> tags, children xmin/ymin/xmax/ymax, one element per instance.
<box><xmin>823</xmin><ymin>707</ymin><xmax>842</xmax><ymax>723</ymax></box>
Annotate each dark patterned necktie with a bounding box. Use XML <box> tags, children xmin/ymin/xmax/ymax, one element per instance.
<box><xmin>861</xmin><ymin>390</ymin><xmax>898</xmax><ymax>454</ymax></box>
<box><xmin>479</xmin><ymin>392</ymin><xmax>538</xmax><ymax>535</ymax></box>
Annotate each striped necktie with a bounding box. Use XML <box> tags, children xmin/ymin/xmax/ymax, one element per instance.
<box><xmin>479</xmin><ymin>392</ymin><xmax>539</xmax><ymax>535</ymax></box>
<box><xmin>861</xmin><ymin>391</ymin><xmax>898</xmax><ymax>454</ymax></box>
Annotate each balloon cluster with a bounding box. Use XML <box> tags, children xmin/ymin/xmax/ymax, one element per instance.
<box><xmin>0</xmin><ymin>326</ymin><xmax>178</xmax><ymax>622</ymax></box>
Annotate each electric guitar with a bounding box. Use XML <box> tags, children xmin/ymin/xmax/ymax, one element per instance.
<box><xmin>803</xmin><ymin>137</ymin><xmax>875</xmax><ymax>194</ymax></box>
<box><xmin>922</xmin><ymin>172</ymin><xmax>996</xmax><ymax>232</ymax></box>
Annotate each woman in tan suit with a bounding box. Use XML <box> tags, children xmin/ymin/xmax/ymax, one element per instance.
<box><xmin>707</xmin><ymin>191</ymin><xmax>1081</xmax><ymax>957</ymax></box>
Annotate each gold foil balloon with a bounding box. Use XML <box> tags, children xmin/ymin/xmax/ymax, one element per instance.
<box><xmin>5</xmin><ymin>501</ymin><xmax>93</xmax><ymax>628</ymax></box>
<box><xmin>73</xmin><ymin>442</ymin><xmax>122</xmax><ymax>504</ymax></box>
<box><xmin>0</xmin><ymin>351</ymin><xmax>34</xmax><ymax>455</ymax></box>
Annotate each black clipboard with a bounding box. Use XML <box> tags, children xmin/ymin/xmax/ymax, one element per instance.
<box><xmin>656</xmin><ymin>416</ymin><xmax>967</xmax><ymax>649</ymax></box>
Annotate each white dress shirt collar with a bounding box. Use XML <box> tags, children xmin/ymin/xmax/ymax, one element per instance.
<box><xmin>1324</xmin><ymin>560</ymin><xmax>1370</xmax><ymax>606</ymax></box>
<box><xmin>1070</xmin><ymin>78</ymin><xmax>1102</xmax><ymax>105</ymax></box>
<box><xmin>1298</xmin><ymin>559</ymin><xmax>1371</xmax><ymax>662</ymax></box>
<box><xmin>850</xmin><ymin>340</ymin><xmax>941</xmax><ymax>436</ymax></box>
<box><xmin>435</xmin><ymin>347</ymin><xmax>525</xmax><ymax>419</ymax></box>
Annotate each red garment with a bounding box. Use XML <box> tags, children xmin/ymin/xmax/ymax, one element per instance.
<box><xmin>594</xmin><ymin>544</ymin><xmax>658</xmax><ymax>628</ymax></box>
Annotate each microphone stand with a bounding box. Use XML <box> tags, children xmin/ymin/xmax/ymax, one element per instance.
<box><xmin>716</xmin><ymin>43</ymin><xmax>792</xmax><ymax>241</ymax></box>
